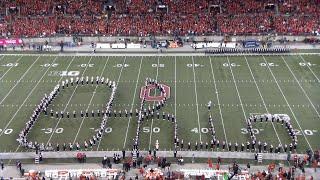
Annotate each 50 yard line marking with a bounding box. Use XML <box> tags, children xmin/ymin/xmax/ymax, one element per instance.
<box><xmin>73</xmin><ymin>57</ymin><xmax>110</xmax><ymax>144</ymax></box>
<box><xmin>209</xmin><ymin>57</ymin><xmax>228</xmax><ymax>145</ymax></box>
<box><xmin>244</xmin><ymin>56</ymin><xmax>283</xmax><ymax>149</ymax></box>
<box><xmin>97</xmin><ymin>57</ymin><xmax>126</xmax><ymax>150</ymax></box>
<box><xmin>0</xmin><ymin>56</ymin><xmax>40</xmax><ymax>105</ymax></box>
<box><xmin>122</xmin><ymin>57</ymin><xmax>144</xmax><ymax>149</ymax></box>
<box><xmin>148</xmin><ymin>56</ymin><xmax>160</xmax><ymax>150</ymax></box>
<box><xmin>191</xmin><ymin>56</ymin><xmax>202</xmax><ymax>142</ymax></box>
<box><xmin>46</xmin><ymin>56</ymin><xmax>93</xmax><ymax>146</ymax></box>
<box><xmin>262</xmin><ymin>56</ymin><xmax>313</xmax><ymax>152</ymax></box>
<box><xmin>282</xmin><ymin>56</ymin><xmax>320</xmax><ymax>119</ymax></box>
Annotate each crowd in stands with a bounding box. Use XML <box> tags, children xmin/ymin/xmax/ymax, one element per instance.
<box><xmin>0</xmin><ymin>0</ymin><xmax>319</xmax><ymax>37</ymax></box>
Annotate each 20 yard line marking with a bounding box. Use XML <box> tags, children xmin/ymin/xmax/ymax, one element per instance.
<box><xmin>0</xmin><ymin>56</ymin><xmax>40</xmax><ymax>105</ymax></box>
<box><xmin>299</xmin><ymin>55</ymin><xmax>320</xmax><ymax>83</ymax></box>
<box><xmin>244</xmin><ymin>56</ymin><xmax>283</xmax><ymax>149</ymax></box>
<box><xmin>191</xmin><ymin>56</ymin><xmax>202</xmax><ymax>142</ymax></box>
<box><xmin>262</xmin><ymin>55</ymin><xmax>313</xmax><ymax>152</ymax></box>
<box><xmin>73</xmin><ymin>57</ymin><xmax>110</xmax><ymax>144</ymax></box>
<box><xmin>46</xmin><ymin>57</ymin><xmax>93</xmax><ymax>146</ymax></box>
<box><xmin>97</xmin><ymin>57</ymin><xmax>127</xmax><ymax>150</ymax></box>
<box><xmin>148</xmin><ymin>56</ymin><xmax>160</xmax><ymax>150</ymax></box>
<box><xmin>122</xmin><ymin>57</ymin><xmax>144</xmax><ymax>149</ymax></box>
<box><xmin>209</xmin><ymin>57</ymin><xmax>228</xmax><ymax>145</ymax></box>
<box><xmin>282</xmin><ymin>56</ymin><xmax>320</xmax><ymax>119</ymax></box>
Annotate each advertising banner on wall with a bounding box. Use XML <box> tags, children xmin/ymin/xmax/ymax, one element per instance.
<box><xmin>0</xmin><ymin>38</ymin><xmax>23</xmax><ymax>46</ymax></box>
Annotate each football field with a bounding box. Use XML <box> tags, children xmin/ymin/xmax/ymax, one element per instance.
<box><xmin>0</xmin><ymin>54</ymin><xmax>319</xmax><ymax>154</ymax></box>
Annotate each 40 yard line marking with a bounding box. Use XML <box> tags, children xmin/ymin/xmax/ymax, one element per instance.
<box><xmin>46</xmin><ymin>56</ymin><xmax>93</xmax><ymax>146</ymax></box>
<box><xmin>191</xmin><ymin>56</ymin><xmax>202</xmax><ymax>142</ymax></box>
<box><xmin>209</xmin><ymin>57</ymin><xmax>228</xmax><ymax>145</ymax></box>
<box><xmin>282</xmin><ymin>56</ymin><xmax>320</xmax><ymax>120</ymax></box>
<box><xmin>244</xmin><ymin>56</ymin><xmax>283</xmax><ymax>149</ymax></box>
<box><xmin>122</xmin><ymin>57</ymin><xmax>144</xmax><ymax>149</ymax></box>
<box><xmin>97</xmin><ymin>57</ymin><xmax>126</xmax><ymax>150</ymax></box>
<box><xmin>0</xmin><ymin>56</ymin><xmax>40</xmax><ymax>105</ymax></box>
<box><xmin>262</xmin><ymin>55</ymin><xmax>313</xmax><ymax>152</ymax></box>
<box><xmin>73</xmin><ymin>57</ymin><xmax>110</xmax><ymax>144</ymax></box>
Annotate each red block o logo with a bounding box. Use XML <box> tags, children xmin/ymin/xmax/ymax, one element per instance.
<box><xmin>140</xmin><ymin>83</ymin><xmax>170</xmax><ymax>101</ymax></box>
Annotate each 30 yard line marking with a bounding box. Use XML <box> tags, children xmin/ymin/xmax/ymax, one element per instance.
<box><xmin>282</xmin><ymin>56</ymin><xmax>320</xmax><ymax>119</ymax></box>
<box><xmin>97</xmin><ymin>57</ymin><xmax>126</xmax><ymax>150</ymax></box>
<box><xmin>122</xmin><ymin>57</ymin><xmax>144</xmax><ymax>149</ymax></box>
<box><xmin>73</xmin><ymin>57</ymin><xmax>110</xmax><ymax>144</ymax></box>
<box><xmin>0</xmin><ymin>56</ymin><xmax>60</xmax><ymax>138</ymax></box>
<box><xmin>0</xmin><ymin>56</ymin><xmax>40</xmax><ymax>105</ymax></box>
<box><xmin>46</xmin><ymin>56</ymin><xmax>93</xmax><ymax>146</ymax></box>
<box><xmin>298</xmin><ymin>55</ymin><xmax>320</xmax><ymax>83</ymax></box>
<box><xmin>148</xmin><ymin>56</ymin><xmax>160</xmax><ymax>150</ymax></box>
<box><xmin>262</xmin><ymin>56</ymin><xmax>313</xmax><ymax>152</ymax></box>
<box><xmin>226</xmin><ymin>56</ymin><xmax>248</xmax><ymax>121</ymax></box>
<box><xmin>244</xmin><ymin>56</ymin><xmax>283</xmax><ymax>149</ymax></box>
<box><xmin>0</xmin><ymin>56</ymin><xmax>21</xmax><ymax>81</ymax></box>
<box><xmin>209</xmin><ymin>57</ymin><xmax>228</xmax><ymax>145</ymax></box>
<box><xmin>191</xmin><ymin>56</ymin><xmax>202</xmax><ymax>142</ymax></box>
<box><xmin>8</xmin><ymin>56</ymin><xmax>76</xmax><ymax>162</ymax></box>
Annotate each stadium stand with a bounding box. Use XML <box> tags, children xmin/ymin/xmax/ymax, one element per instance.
<box><xmin>0</xmin><ymin>0</ymin><xmax>319</xmax><ymax>37</ymax></box>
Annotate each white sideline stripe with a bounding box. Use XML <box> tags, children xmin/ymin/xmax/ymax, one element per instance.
<box><xmin>97</xmin><ymin>57</ymin><xmax>126</xmax><ymax>150</ymax></box>
<box><xmin>209</xmin><ymin>57</ymin><xmax>228</xmax><ymax>145</ymax></box>
<box><xmin>282</xmin><ymin>56</ymin><xmax>320</xmax><ymax>120</ymax></box>
<box><xmin>46</xmin><ymin>57</ymin><xmax>93</xmax><ymax>146</ymax></box>
<box><xmin>0</xmin><ymin>56</ymin><xmax>40</xmax><ymax>105</ymax></box>
<box><xmin>122</xmin><ymin>57</ymin><xmax>144</xmax><ymax>149</ymax></box>
<box><xmin>0</xmin><ymin>57</ymin><xmax>59</xmax><ymax>137</ymax></box>
<box><xmin>244</xmin><ymin>56</ymin><xmax>283</xmax><ymax>149</ymax></box>
<box><xmin>73</xmin><ymin>57</ymin><xmax>110</xmax><ymax>144</ymax></box>
<box><xmin>262</xmin><ymin>56</ymin><xmax>313</xmax><ymax>152</ymax></box>
<box><xmin>191</xmin><ymin>56</ymin><xmax>202</xmax><ymax>142</ymax></box>
<box><xmin>299</xmin><ymin>55</ymin><xmax>320</xmax><ymax>83</ymax></box>
<box><xmin>0</xmin><ymin>56</ymin><xmax>22</xmax><ymax>81</ymax></box>
<box><xmin>148</xmin><ymin>56</ymin><xmax>160</xmax><ymax>150</ymax></box>
<box><xmin>226</xmin><ymin>56</ymin><xmax>248</xmax><ymax>122</ymax></box>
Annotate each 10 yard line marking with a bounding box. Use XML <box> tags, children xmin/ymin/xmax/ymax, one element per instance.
<box><xmin>73</xmin><ymin>57</ymin><xmax>110</xmax><ymax>144</ymax></box>
<box><xmin>0</xmin><ymin>55</ymin><xmax>20</xmax><ymax>81</ymax></box>
<box><xmin>209</xmin><ymin>57</ymin><xmax>228</xmax><ymax>145</ymax></box>
<box><xmin>191</xmin><ymin>56</ymin><xmax>202</xmax><ymax>142</ymax></box>
<box><xmin>282</xmin><ymin>56</ymin><xmax>320</xmax><ymax>119</ymax></box>
<box><xmin>299</xmin><ymin>55</ymin><xmax>320</xmax><ymax>82</ymax></box>
<box><xmin>244</xmin><ymin>56</ymin><xmax>283</xmax><ymax>149</ymax></box>
<box><xmin>148</xmin><ymin>56</ymin><xmax>160</xmax><ymax>150</ymax></box>
<box><xmin>122</xmin><ymin>57</ymin><xmax>144</xmax><ymax>149</ymax></box>
<box><xmin>97</xmin><ymin>57</ymin><xmax>126</xmax><ymax>150</ymax></box>
<box><xmin>46</xmin><ymin>57</ymin><xmax>93</xmax><ymax>146</ymax></box>
<box><xmin>262</xmin><ymin>55</ymin><xmax>313</xmax><ymax>152</ymax></box>
<box><xmin>0</xmin><ymin>56</ymin><xmax>40</xmax><ymax>105</ymax></box>
<box><xmin>8</xmin><ymin>56</ymin><xmax>76</xmax><ymax>162</ymax></box>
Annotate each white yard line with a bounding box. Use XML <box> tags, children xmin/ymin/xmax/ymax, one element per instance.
<box><xmin>0</xmin><ymin>56</ymin><xmax>22</xmax><ymax>81</ymax></box>
<box><xmin>209</xmin><ymin>57</ymin><xmax>228</xmax><ymax>144</ymax></box>
<box><xmin>281</xmin><ymin>56</ymin><xmax>320</xmax><ymax>119</ymax></box>
<box><xmin>298</xmin><ymin>55</ymin><xmax>320</xmax><ymax>82</ymax></box>
<box><xmin>0</xmin><ymin>56</ymin><xmax>40</xmax><ymax>105</ymax></box>
<box><xmin>226</xmin><ymin>57</ymin><xmax>248</xmax><ymax>120</ymax></box>
<box><xmin>191</xmin><ymin>56</ymin><xmax>202</xmax><ymax>142</ymax></box>
<box><xmin>148</xmin><ymin>56</ymin><xmax>160</xmax><ymax>150</ymax></box>
<box><xmin>122</xmin><ymin>57</ymin><xmax>144</xmax><ymax>149</ymax></box>
<box><xmin>174</xmin><ymin>57</ymin><xmax>177</xmax><ymax>121</ymax></box>
<box><xmin>262</xmin><ymin>56</ymin><xmax>313</xmax><ymax>152</ymax></box>
<box><xmin>46</xmin><ymin>57</ymin><xmax>93</xmax><ymax>146</ymax></box>
<box><xmin>96</xmin><ymin>57</ymin><xmax>127</xmax><ymax>150</ymax></box>
<box><xmin>72</xmin><ymin>57</ymin><xmax>110</xmax><ymax>144</ymax></box>
<box><xmin>0</xmin><ymin>57</ymin><xmax>60</xmax><ymax>138</ymax></box>
<box><xmin>244</xmin><ymin>56</ymin><xmax>283</xmax><ymax>148</ymax></box>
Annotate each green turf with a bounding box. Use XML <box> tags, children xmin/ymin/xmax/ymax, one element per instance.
<box><xmin>0</xmin><ymin>54</ymin><xmax>319</xmax><ymax>154</ymax></box>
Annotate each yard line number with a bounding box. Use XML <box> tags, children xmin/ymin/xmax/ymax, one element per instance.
<box><xmin>0</xmin><ymin>128</ymin><xmax>13</xmax><ymax>135</ymax></box>
<box><xmin>1</xmin><ymin>63</ymin><xmax>19</xmax><ymax>67</ymax></box>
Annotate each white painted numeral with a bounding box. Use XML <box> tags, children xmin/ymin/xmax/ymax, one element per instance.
<box><xmin>152</xmin><ymin>64</ymin><xmax>164</xmax><ymax>67</ymax></box>
<box><xmin>143</xmin><ymin>127</ymin><xmax>160</xmax><ymax>133</ymax></box>
<box><xmin>79</xmin><ymin>64</ymin><xmax>94</xmax><ymax>68</ymax></box>
<box><xmin>0</xmin><ymin>128</ymin><xmax>13</xmax><ymax>135</ymax></box>
<box><xmin>41</xmin><ymin>63</ymin><xmax>58</xmax><ymax>67</ymax></box>
<box><xmin>114</xmin><ymin>64</ymin><xmax>129</xmax><ymax>68</ymax></box>
<box><xmin>299</xmin><ymin>62</ymin><xmax>315</xmax><ymax>67</ymax></box>
<box><xmin>223</xmin><ymin>63</ymin><xmax>239</xmax><ymax>67</ymax></box>
<box><xmin>260</xmin><ymin>63</ymin><xmax>278</xmax><ymax>67</ymax></box>
<box><xmin>1</xmin><ymin>63</ymin><xmax>19</xmax><ymax>67</ymax></box>
<box><xmin>41</xmin><ymin>128</ymin><xmax>64</xmax><ymax>134</ymax></box>
<box><xmin>60</xmin><ymin>71</ymin><xmax>80</xmax><ymax>77</ymax></box>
